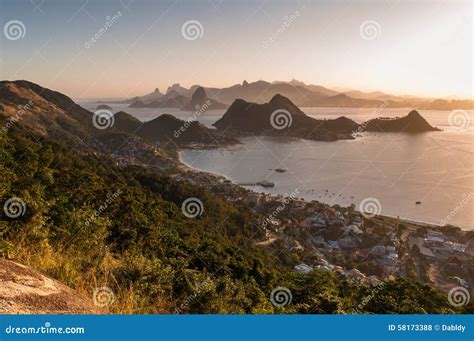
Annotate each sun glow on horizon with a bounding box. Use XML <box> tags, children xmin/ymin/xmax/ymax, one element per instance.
<box><xmin>1</xmin><ymin>0</ymin><xmax>472</xmax><ymax>100</ymax></box>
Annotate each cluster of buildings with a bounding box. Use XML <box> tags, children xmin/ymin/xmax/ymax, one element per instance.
<box><xmin>293</xmin><ymin>260</ymin><xmax>381</xmax><ymax>287</ymax></box>
<box><xmin>409</xmin><ymin>230</ymin><xmax>470</xmax><ymax>262</ymax></box>
<box><xmin>175</xmin><ymin>168</ymin><xmax>473</xmax><ymax>293</ymax></box>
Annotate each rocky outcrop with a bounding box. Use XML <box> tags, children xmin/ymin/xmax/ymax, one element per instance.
<box><xmin>360</xmin><ymin>110</ymin><xmax>440</xmax><ymax>133</ymax></box>
<box><xmin>96</xmin><ymin>104</ymin><xmax>113</xmax><ymax>110</ymax></box>
<box><xmin>0</xmin><ymin>259</ymin><xmax>98</xmax><ymax>314</ymax></box>
<box><xmin>182</xmin><ymin>87</ymin><xmax>227</xmax><ymax>110</ymax></box>
<box><xmin>138</xmin><ymin>114</ymin><xmax>237</xmax><ymax>146</ymax></box>
<box><xmin>213</xmin><ymin>94</ymin><xmax>358</xmax><ymax>141</ymax></box>
<box><xmin>191</xmin><ymin>86</ymin><xmax>206</xmax><ymax>105</ymax></box>
<box><xmin>126</xmin><ymin>80</ymin><xmax>474</xmax><ymax>110</ymax></box>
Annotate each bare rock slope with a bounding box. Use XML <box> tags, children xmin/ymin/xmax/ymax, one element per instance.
<box><xmin>0</xmin><ymin>259</ymin><xmax>97</xmax><ymax>314</ymax></box>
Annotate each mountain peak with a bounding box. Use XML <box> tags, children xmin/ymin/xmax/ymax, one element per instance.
<box><xmin>213</xmin><ymin>95</ymin><xmax>359</xmax><ymax>141</ymax></box>
<box><xmin>191</xmin><ymin>86</ymin><xmax>206</xmax><ymax>106</ymax></box>
<box><xmin>407</xmin><ymin>109</ymin><xmax>422</xmax><ymax>118</ymax></box>
<box><xmin>166</xmin><ymin>83</ymin><xmax>182</xmax><ymax>94</ymax></box>
<box><xmin>361</xmin><ymin>110</ymin><xmax>439</xmax><ymax>133</ymax></box>
<box><xmin>270</xmin><ymin>93</ymin><xmax>291</xmax><ymax>104</ymax></box>
<box><xmin>289</xmin><ymin>79</ymin><xmax>305</xmax><ymax>86</ymax></box>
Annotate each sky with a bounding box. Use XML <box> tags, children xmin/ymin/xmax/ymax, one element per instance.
<box><xmin>0</xmin><ymin>0</ymin><xmax>472</xmax><ymax>99</ymax></box>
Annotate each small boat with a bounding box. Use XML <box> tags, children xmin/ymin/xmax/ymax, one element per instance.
<box><xmin>257</xmin><ymin>180</ymin><xmax>275</xmax><ymax>187</ymax></box>
<box><xmin>416</xmin><ymin>201</ymin><xmax>421</xmax><ymax>205</ymax></box>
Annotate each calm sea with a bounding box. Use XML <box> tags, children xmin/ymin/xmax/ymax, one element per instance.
<box><xmin>78</xmin><ymin>102</ymin><xmax>474</xmax><ymax>230</ymax></box>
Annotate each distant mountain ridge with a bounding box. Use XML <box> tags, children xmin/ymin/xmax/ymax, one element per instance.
<box><xmin>130</xmin><ymin>87</ymin><xmax>227</xmax><ymax>111</ymax></box>
<box><xmin>130</xmin><ymin>90</ymin><xmax>188</xmax><ymax>109</ymax></box>
<box><xmin>126</xmin><ymin>80</ymin><xmax>473</xmax><ymax>110</ymax></box>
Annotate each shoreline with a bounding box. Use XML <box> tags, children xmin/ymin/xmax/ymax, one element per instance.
<box><xmin>178</xmin><ymin>151</ymin><xmax>469</xmax><ymax>232</ymax></box>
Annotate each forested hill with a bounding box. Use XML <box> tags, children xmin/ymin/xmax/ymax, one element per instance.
<box><xmin>0</xmin><ymin>124</ymin><xmax>463</xmax><ymax>313</ymax></box>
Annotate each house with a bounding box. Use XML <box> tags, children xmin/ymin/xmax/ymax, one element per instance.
<box><xmin>310</xmin><ymin>213</ymin><xmax>327</xmax><ymax>227</ymax></box>
<box><xmin>425</xmin><ymin>231</ymin><xmax>445</xmax><ymax>245</ymax></box>
<box><xmin>452</xmin><ymin>243</ymin><xmax>466</xmax><ymax>253</ymax></box>
<box><xmin>364</xmin><ymin>275</ymin><xmax>381</xmax><ymax>286</ymax></box>
<box><xmin>339</xmin><ymin>235</ymin><xmax>359</xmax><ymax>248</ymax></box>
<box><xmin>294</xmin><ymin>263</ymin><xmax>313</xmax><ymax>273</ymax></box>
<box><xmin>344</xmin><ymin>269</ymin><xmax>365</xmax><ymax>281</ymax></box>
<box><xmin>387</xmin><ymin>251</ymin><xmax>398</xmax><ymax>261</ymax></box>
<box><xmin>308</xmin><ymin>235</ymin><xmax>326</xmax><ymax>248</ymax></box>
<box><xmin>371</xmin><ymin>245</ymin><xmax>386</xmax><ymax>256</ymax></box>
<box><xmin>317</xmin><ymin>258</ymin><xmax>329</xmax><ymax>266</ymax></box>
<box><xmin>344</xmin><ymin>224</ymin><xmax>363</xmax><ymax>235</ymax></box>
<box><xmin>419</xmin><ymin>246</ymin><xmax>435</xmax><ymax>259</ymax></box>
<box><xmin>317</xmin><ymin>264</ymin><xmax>334</xmax><ymax>272</ymax></box>
<box><xmin>327</xmin><ymin>240</ymin><xmax>341</xmax><ymax>251</ymax></box>
<box><xmin>335</xmin><ymin>210</ymin><xmax>345</xmax><ymax>221</ymax></box>
<box><xmin>351</xmin><ymin>215</ymin><xmax>364</xmax><ymax>226</ymax></box>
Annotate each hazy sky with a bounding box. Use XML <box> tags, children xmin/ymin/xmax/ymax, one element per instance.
<box><xmin>1</xmin><ymin>0</ymin><xmax>472</xmax><ymax>99</ymax></box>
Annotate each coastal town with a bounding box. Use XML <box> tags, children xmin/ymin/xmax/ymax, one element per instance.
<box><xmin>175</xmin><ymin>165</ymin><xmax>474</xmax><ymax>297</ymax></box>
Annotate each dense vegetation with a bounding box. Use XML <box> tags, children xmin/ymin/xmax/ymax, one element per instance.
<box><xmin>0</xmin><ymin>126</ymin><xmax>463</xmax><ymax>314</ymax></box>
